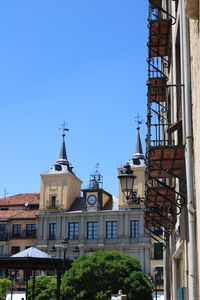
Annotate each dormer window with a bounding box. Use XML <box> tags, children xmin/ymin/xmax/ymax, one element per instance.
<box><xmin>51</xmin><ymin>196</ymin><xmax>56</xmax><ymax>208</ymax></box>
<box><xmin>55</xmin><ymin>164</ymin><xmax>62</xmax><ymax>171</ymax></box>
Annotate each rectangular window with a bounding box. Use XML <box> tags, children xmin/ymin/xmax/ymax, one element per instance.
<box><xmin>155</xmin><ymin>266</ymin><xmax>164</xmax><ymax>285</ymax></box>
<box><xmin>154</xmin><ymin>226</ymin><xmax>163</xmax><ymax>235</ymax></box>
<box><xmin>130</xmin><ymin>220</ymin><xmax>139</xmax><ymax>238</ymax></box>
<box><xmin>51</xmin><ymin>196</ymin><xmax>56</xmax><ymax>208</ymax></box>
<box><xmin>49</xmin><ymin>223</ymin><xmax>56</xmax><ymax>240</ymax></box>
<box><xmin>154</xmin><ymin>243</ymin><xmax>163</xmax><ymax>259</ymax></box>
<box><xmin>11</xmin><ymin>246</ymin><xmax>20</xmax><ymax>255</ymax></box>
<box><xmin>0</xmin><ymin>224</ymin><xmax>7</xmax><ymax>240</ymax></box>
<box><xmin>26</xmin><ymin>224</ymin><xmax>36</xmax><ymax>238</ymax></box>
<box><xmin>106</xmin><ymin>221</ymin><xmax>117</xmax><ymax>239</ymax></box>
<box><xmin>68</xmin><ymin>222</ymin><xmax>79</xmax><ymax>240</ymax></box>
<box><xmin>87</xmin><ymin>222</ymin><xmax>98</xmax><ymax>239</ymax></box>
<box><xmin>12</xmin><ymin>224</ymin><xmax>21</xmax><ymax>238</ymax></box>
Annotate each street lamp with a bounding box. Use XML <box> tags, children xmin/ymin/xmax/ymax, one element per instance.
<box><xmin>150</xmin><ymin>269</ymin><xmax>159</xmax><ymax>300</ymax></box>
<box><xmin>118</xmin><ymin>163</ymin><xmax>136</xmax><ymax>200</ymax></box>
<box><xmin>72</xmin><ymin>246</ymin><xmax>80</xmax><ymax>259</ymax></box>
<box><xmin>9</xmin><ymin>271</ymin><xmax>17</xmax><ymax>300</ymax></box>
<box><xmin>50</xmin><ymin>245</ymin><xmax>56</xmax><ymax>258</ymax></box>
<box><xmin>62</xmin><ymin>237</ymin><xmax>68</xmax><ymax>261</ymax></box>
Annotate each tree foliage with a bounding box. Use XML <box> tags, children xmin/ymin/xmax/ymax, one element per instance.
<box><xmin>61</xmin><ymin>251</ymin><xmax>153</xmax><ymax>300</ymax></box>
<box><xmin>27</xmin><ymin>274</ymin><xmax>57</xmax><ymax>300</ymax></box>
<box><xmin>0</xmin><ymin>278</ymin><xmax>11</xmax><ymax>300</ymax></box>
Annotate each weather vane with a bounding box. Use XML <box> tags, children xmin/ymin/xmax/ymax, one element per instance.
<box><xmin>95</xmin><ymin>163</ymin><xmax>100</xmax><ymax>171</ymax></box>
<box><xmin>59</xmin><ymin>121</ymin><xmax>69</xmax><ymax>137</ymax></box>
<box><xmin>134</xmin><ymin>114</ymin><xmax>143</xmax><ymax>131</ymax></box>
<box><xmin>3</xmin><ymin>189</ymin><xmax>9</xmax><ymax>199</ymax></box>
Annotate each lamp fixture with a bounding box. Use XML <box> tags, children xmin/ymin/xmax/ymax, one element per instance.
<box><xmin>118</xmin><ymin>163</ymin><xmax>136</xmax><ymax>200</ymax></box>
<box><xmin>62</xmin><ymin>237</ymin><xmax>68</xmax><ymax>261</ymax></box>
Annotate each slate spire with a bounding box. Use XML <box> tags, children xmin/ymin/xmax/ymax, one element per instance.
<box><xmin>134</xmin><ymin>126</ymin><xmax>144</xmax><ymax>158</ymax></box>
<box><xmin>57</xmin><ymin>133</ymin><xmax>69</xmax><ymax>165</ymax></box>
<box><xmin>55</xmin><ymin>122</ymin><xmax>74</xmax><ymax>174</ymax></box>
<box><xmin>129</xmin><ymin>116</ymin><xmax>145</xmax><ymax>166</ymax></box>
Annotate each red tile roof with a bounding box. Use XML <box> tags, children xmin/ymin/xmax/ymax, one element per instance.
<box><xmin>0</xmin><ymin>193</ymin><xmax>40</xmax><ymax>207</ymax></box>
<box><xmin>0</xmin><ymin>209</ymin><xmax>38</xmax><ymax>220</ymax></box>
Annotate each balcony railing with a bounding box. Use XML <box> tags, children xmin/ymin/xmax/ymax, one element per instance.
<box><xmin>10</xmin><ymin>230</ymin><xmax>37</xmax><ymax>239</ymax></box>
<box><xmin>144</xmin><ymin>1</ymin><xmax>186</xmax><ymax>244</ymax></box>
<box><xmin>0</xmin><ymin>233</ymin><xmax>8</xmax><ymax>241</ymax></box>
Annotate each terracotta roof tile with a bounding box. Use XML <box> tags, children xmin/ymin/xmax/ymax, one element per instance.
<box><xmin>0</xmin><ymin>209</ymin><xmax>38</xmax><ymax>220</ymax></box>
<box><xmin>0</xmin><ymin>193</ymin><xmax>40</xmax><ymax>207</ymax></box>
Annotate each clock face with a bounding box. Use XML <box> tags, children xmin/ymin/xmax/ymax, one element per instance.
<box><xmin>87</xmin><ymin>194</ymin><xmax>97</xmax><ymax>205</ymax></box>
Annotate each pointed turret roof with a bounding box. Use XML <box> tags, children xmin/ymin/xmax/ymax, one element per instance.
<box><xmin>44</xmin><ymin>123</ymin><xmax>75</xmax><ymax>175</ymax></box>
<box><xmin>129</xmin><ymin>126</ymin><xmax>145</xmax><ymax>167</ymax></box>
<box><xmin>57</xmin><ymin>134</ymin><xmax>69</xmax><ymax>165</ymax></box>
<box><xmin>134</xmin><ymin>127</ymin><xmax>144</xmax><ymax>159</ymax></box>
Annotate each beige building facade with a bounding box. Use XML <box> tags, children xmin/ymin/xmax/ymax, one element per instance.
<box><xmin>187</xmin><ymin>3</ymin><xmax>200</xmax><ymax>297</ymax></box>
<box><xmin>36</xmin><ymin>130</ymin><xmax>151</xmax><ymax>274</ymax></box>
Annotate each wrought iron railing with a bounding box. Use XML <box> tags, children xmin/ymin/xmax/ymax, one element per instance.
<box><xmin>145</xmin><ymin>0</ymin><xmax>185</xmax><ymax>243</ymax></box>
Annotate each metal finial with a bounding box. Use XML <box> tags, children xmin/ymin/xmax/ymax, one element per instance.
<box><xmin>59</xmin><ymin>121</ymin><xmax>69</xmax><ymax>137</ymax></box>
<box><xmin>95</xmin><ymin>163</ymin><xmax>99</xmax><ymax>171</ymax></box>
<box><xmin>134</xmin><ymin>114</ymin><xmax>143</xmax><ymax>131</ymax></box>
<box><xmin>3</xmin><ymin>189</ymin><xmax>9</xmax><ymax>199</ymax></box>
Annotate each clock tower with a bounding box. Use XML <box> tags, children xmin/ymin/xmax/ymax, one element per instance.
<box><xmin>82</xmin><ymin>166</ymin><xmax>113</xmax><ymax>211</ymax></box>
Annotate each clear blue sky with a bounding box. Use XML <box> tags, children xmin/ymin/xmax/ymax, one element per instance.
<box><xmin>0</xmin><ymin>0</ymin><xmax>148</xmax><ymax>197</ymax></box>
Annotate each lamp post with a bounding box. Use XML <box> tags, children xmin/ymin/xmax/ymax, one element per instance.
<box><xmin>150</xmin><ymin>270</ymin><xmax>158</xmax><ymax>300</ymax></box>
<box><xmin>62</xmin><ymin>237</ymin><xmax>68</xmax><ymax>263</ymax></box>
<box><xmin>72</xmin><ymin>246</ymin><xmax>80</xmax><ymax>259</ymax></box>
<box><xmin>9</xmin><ymin>271</ymin><xmax>16</xmax><ymax>300</ymax></box>
<box><xmin>118</xmin><ymin>163</ymin><xmax>136</xmax><ymax>200</ymax></box>
<box><xmin>50</xmin><ymin>245</ymin><xmax>56</xmax><ymax>258</ymax></box>
<box><xmin>154</xmin><ymin>275</ymin><xmax>158</xmax><ymax>300</ymax></box>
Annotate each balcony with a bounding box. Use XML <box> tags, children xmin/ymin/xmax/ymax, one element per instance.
<box><xmin>149</xmin><ymin>20</ymin><xmax>171</xmax><ymax>57</ymax></box>
<box><xmin>145</xmin><ymin>208</ymin><xmax>175</xmax><ymax>231</ymax></box>
<box><xmin>147</xmin><ymin>77</ymin><xmax>167</xmax><ymax>103</ymax></box>
<box><xmin>147</xmin><ymin>145</ymin><xmax>185</xmax><ymax>178</ymax></box>
<box><xmin>47</xmin><ymin>205</ymin><xmax>59</xmax><ymax>209</ymax></box>
<box><xmin>149</xmin><ymin>0</ymin><xmax>162</xmax><ymax>9</ymax></box>
<box><xmin>0</xmin><ymin>233</ymin><xmax>8</xmax><ymax>241</ymax></box>
<box><xmin>146</xmin><ymin>187</ymin><xmax>175</xmax><ymax>207</ymax></box>
<box><xmin>11</xmin><ymin>230</ymin><xmax>36</xmax><ymax>239</ymax></box>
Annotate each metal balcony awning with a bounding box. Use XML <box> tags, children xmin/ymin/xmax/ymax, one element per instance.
<box><xmin>147</xmin><ymin>145</ymin><xmax>185</xmax><ymax>178</ymax></box>
<box><xmin>149</xmin><ymin>20</ymin><xmax>171</xmax><ymax>57</ymax></box>
<box><xmin>146</xmin><ymin>187</ymin><xmax>175</xmax><ymax>207</ymax></box>
<box><xmin>148</xmin><ymin>77</ymin><xmax>167</xmax><ymax>103</ymax></box>
<box><xmin>145</xmin><ymin>209</ymin><xmax>175</xmax><ymax>231</ymax></box>
<box><xmin>149</xmin><ymin>0</ymin><xmax>162</xmax><ymax>9</ymax></box>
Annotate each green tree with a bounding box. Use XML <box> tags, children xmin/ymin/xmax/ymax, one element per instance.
<box><xmin>61</xmin><ymin>251</ymin><xmax>153</xmax><ymax>300</ymax></box>
<box><xmin>0</xmin><ymin>278</ymin><xmax>11</xmax><ymax>300</ymax></box>
<box><xmin>27</xmin><ymin>274</ymin><xmax>57</xmax><ymax>300</ymax></box>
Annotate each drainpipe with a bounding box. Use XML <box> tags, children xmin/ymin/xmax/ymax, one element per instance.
<box><xmin>181</xmin><ymin>1</ymin><xmax>196</xmax><ymax>299</ymax></box>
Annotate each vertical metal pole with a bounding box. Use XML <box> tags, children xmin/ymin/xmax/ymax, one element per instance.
<box><xmin>56</xmin><ymin>270</ymin><xmax>61</xmax><ymax>300</ymax></box>
<box><xmin>64</xmin><ymin>248</ymin><xmax>66</xmax><ymax>261</ymax></box>
<box><xmin>155</xmin><ymin>282</ymin><xmax>157</xmax><ymax>300</ymax></box>
<box><xmin>10</xmin><ymin>279</ymin><xmax>13</xmax><ymax>300</ymax></box>
<box><xmin>32</xmin><ymin>270</ymin><xmax>36</xmax><ymax>300</ymax></box>
<box><xmin>26</xmin><ymin>270</ymin><xmax>29</xmax><ymax>300</ymax></box>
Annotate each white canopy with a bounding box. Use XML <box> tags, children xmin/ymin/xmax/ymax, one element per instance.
<box><xmin>11</xmin><ymin>246</ymin><xmax>51</xmax><ymax>258</ymax></box>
